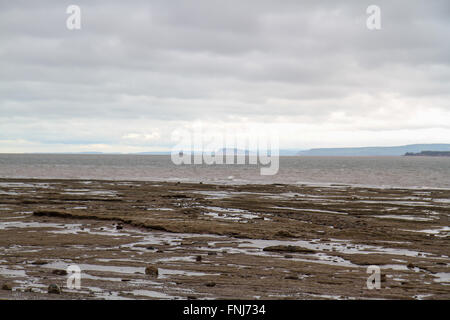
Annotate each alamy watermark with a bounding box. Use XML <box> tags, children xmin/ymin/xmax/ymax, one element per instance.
<box><xmin>66</xmin><ymin>265</ymin><xmax>81</xmax><ymax>290</ymax></box>
<box><xmin>65</xmin><ymin>5</ymin><xmax>380</xmax><ymax>31</ymax></box>
<box><xmin>366</xmin><ymin>5</ymin><xmax>381</xmax><ymax>30</ymax></box>
<box><xmin>366</xmin><ymin>265</ymin><xmax>381</xmax><ymax>289</ymax></box>
<box><xmin>170</xmin><ymin>124</ymin><xmax>279</xmax><ymax>175</ymax></box>
<box><xmin>66</xmin><ymin>5</ymin><xmax>81</xmax><ymax>30</ymax></box>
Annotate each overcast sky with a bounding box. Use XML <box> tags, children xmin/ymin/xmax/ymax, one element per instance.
<box><xmin>0</xmin><ymin>0</ymin><xmax>449</xmax><ymax>153</ymax></box>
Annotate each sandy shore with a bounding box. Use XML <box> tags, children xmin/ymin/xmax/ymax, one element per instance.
<box><xmin>0</xmin><ymin>178</ymin><xmax>449</xmax><ymax>299</ymax></box>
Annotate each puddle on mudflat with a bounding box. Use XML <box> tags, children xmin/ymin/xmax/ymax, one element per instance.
<box><xmin>127</xmin><ymin>289</ymin><xmax>181</xmax><ymax>299</ymax></box>
<box><xmin>0</xmin><ymin>191</ymin><xmax>22</xmax><ymax>195</ymax></box>
<box><xmin>0</xmin><ymin>266</ymin><xmax>27</xmax><ymax>277</ymax></box>
<box><xmin>155</xmin><ymin>256</ymin><xmax>197</xmax><ymax>263</ymax></box>
<box><xmin>39</xmin><ymin>261</ymin><xmax>219</xmax><ymax>280</ymax></box>
<box><xmin>374</xmin><ymin>215</ymin><xmax>435</xmax><ymax>222</ymax></box>
<box><xmin>271</xmin><ymin>207</ymin><xmax>348</xmax><ymax>215</ymax></box>
<box><xmin>433</xmin><ymin>273</ymin><xmax>450</xmax><ymax>284</ymax></box>
<box><xmin>0</xmin><ymin>182</ymin><xmax>53</xmax><ymax>189</ymax></box>
<box><xmin>158</xmin><ymin>268</ymin><xmax>219</xmax><ymax>279</ymax></box>
<box><xmin>187</xmin><ymin>191</ymin><xmax>236</xmax><ymax>199</ymax></box>
<box><xmin>0</xmin><ymin>221</ymin><xmax>82</xmax><ymax>231</ymax></box>
<box><xmin>413</xmin><ymin>294</ymin><xmax>434</xmax><ymax>300</ymax></box>
<box><xmin>237</xmin><ymin>238</ymin><xmax>434</xmax><ymax>258</ymax></box>
<box><xmin>62</xmin><ymin>189</ymin><xmax>118</xmax><ymax>197</ymax></box>
<box><xmin>404</xmin><ymin>226</ymin><xmax>450</xmax><ymax>237</ymax></box>
<box><xmin>201</xmin><ymin>206</ymin><xmax>261</xmax><ymax>222</ymax></box>
<box><xmin>432</xmin><ymin>198</ymin><xmax>450</xmax><ymax>204</ymax></box>
<box><xmin>42</xmin><ymin>261</ymin><xmax>143</xmax><ymax>275</ymax></box>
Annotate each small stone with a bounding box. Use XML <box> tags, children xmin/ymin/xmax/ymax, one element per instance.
<box><xmin>145</xmin><ymin>266</ymin><xmax>159</xmax><ymax>276</ymax></box>
<box><xmin>48</xmin><ymin>284</ymin><xmax>61</xmax><ymax>294</ymax></box>
<box><xmin>205</xmin><ymin>282</ymin><xmax>216</xmax><ymax>287</ymax></box>
<box><xmin>116</xmin><ymin>224</ymin><xmax>123</xmax><ymax>230</ymax></box>
<box><xmin>196</xmin><ymin>255</ymin><xmax>202</xmax><ymax>262</ymax></box>
<box><xmin>32</xmin><ymin>260</ymin><xmax>47</xmax><ymax>265</ymax></box>
<box><xmin>25</xmin><ymin>287</ymin><xmax>34</xmax><ymax>293</ymax></box>
<box><xmin>146</xmin><ymin>246</ymin><xmax>155</xmax><ymax>250</ymax></box>
<box><xmin>1</xmin><ymin>283</ymin><xmax>12</xmax><ymax>291</ymax></box>
<box><xmin>52</xmin><ymin>269</ymin><xmax>68</xmax><ymax>276</ymax></box>
<box><xmin>207</xmin><ymin>252</ymin><xmax>217</xmax><ymax>256</ymax></box>
<box><xmin>407</xmin><ymin>263</ymin><xmax>415</xmax><ymax>269</ymax></box>
<box><xmin>284</xmin><ymin>275</ymin><xmax>298</xmax><ymax>280</ymax></box>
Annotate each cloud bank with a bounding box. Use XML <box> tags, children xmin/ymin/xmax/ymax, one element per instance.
<box><xmin>0</xmin><ymin>0</ymin><xmax>449</xmax><ymax>152</ymax></box>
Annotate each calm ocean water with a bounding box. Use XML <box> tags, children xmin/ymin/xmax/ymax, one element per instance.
<box><xmin>0</xmin><ymin>154</ymin><xmax>449</xmax><ymax>189</ymax></box>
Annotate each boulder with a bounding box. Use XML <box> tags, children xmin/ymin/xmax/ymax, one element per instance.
<box><xmin>145</xmin><ymin>266</ymin><xmax>159</xmax><ymax>276</ymax></box>
<box><xmin>1</xmin><ymin>283</ymin><xmax>12</xmax><ymax>291</ymax></box>
<box><xmin>48</xmin><ymin>284</ymin><xmax>61</xmax><ymax>294</ymax></box>
<box><xmin>52</xmin><ymin>269</ymin><xmax>68</xmax><ymax>276</ymax></box>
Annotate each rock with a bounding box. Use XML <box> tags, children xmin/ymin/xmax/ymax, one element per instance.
<box><xmin>263</xmin><ymin>245</ymin><xmax>315</xmax><ymax>254</ymax></box>
<box><xmin>205</xmin><ymin>282</ymin><xmax>216</xmax><ymax>287</ymax></box>
<box><xmin>207</xmin><ymin>251</ymin><xmax>217</xmax><ymax>256</ymax></box>
<box><xmin>1</xmin><ymin>283</ymin><xmax>12</xmax><ymax>291</ymax></box>
<box><xmin>145</xmin><ymin>266</ymin><xmax>159</xmax><ymax>276</ymax></box>
<box><xmin>284</xmin><ymin>275</ymin><xmax>298</xmax><ymax>280</ymax></box>
<box><xmin>274</xmin><ymin>230</ymin><xmax>295</xmax><ymax>238</ymax></box>
<box><xmin>407</xmin><ymin>263</ymin><xmax>415</xmax><ymax>269</ymax></box>
<box><xmin>284</xmin><ymin>255</ymin><xmax>293</xmax><ymax>259</ymax></box>
<box><xmin>25</xmin><ymin>287</ymin><xmax>34</xmax><ymax>293</ymax></box>
<box><xmin>116</xmin><ymin>224</ymin><xmax>123</xmax><ymax>230</ymax></box>
<box><xmin>146</xmin><ymin>246</ymin><xmax>155</xmax><ymax>250</ymax></box>
<box><xmin>52</xmin><ymin>269</ymin><xmax>68</xmax><ymax>276</ymax></box>
<box><xmin>32</xmin><ymin>260</ymin><xmax>47</xmax><ymax>265</ymax></box>
<box><xmin>196</xmin><ymin>255</ymin><xmax>202</xmax><ymax>262</ymax></box>
<box><xmin>48</xmin><ymin>284</ymin><xmax>61</xmax><ymax>294</ymax></box>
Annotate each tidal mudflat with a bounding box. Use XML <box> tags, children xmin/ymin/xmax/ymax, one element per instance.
<box><xmin>0</xmin><ymin>178</ymin><xmax>449</xmax><ymax>299</ymax></box>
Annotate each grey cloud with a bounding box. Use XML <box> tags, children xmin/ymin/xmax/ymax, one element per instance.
<box><xmin>0</xmin><ymin>0</ymin><xmax>449</xmax><ymax>151</ymax></box>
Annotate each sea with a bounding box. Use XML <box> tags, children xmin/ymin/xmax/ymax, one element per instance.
<box><xmin>0</xmin><ymin>154</ymin><xmax>449</xmax><ymax>189</ymax></box>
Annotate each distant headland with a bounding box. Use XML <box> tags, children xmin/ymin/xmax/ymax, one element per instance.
<box><xmin>297</xmin><ymin>144</ymin><xmax>450</xmax><ymax>156</ymax></box>
<box><xmin>404</xmin><ymin>151</ymin><xmax>450</xmax><ymax>157</ymax></box>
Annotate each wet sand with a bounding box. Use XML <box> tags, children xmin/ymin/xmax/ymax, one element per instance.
<box><xmin>0</xmin><ymin>178</ymin><xmax>449</xmax><ymax>300</ymax></box>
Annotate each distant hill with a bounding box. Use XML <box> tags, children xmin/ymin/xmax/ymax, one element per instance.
<box><xmin>297</xmin><ymin>144</ymin><xmax>450</xmax><ymax>156</ymax></box>
<box><xmin>405</xmin><ymin>151</ymin><xmax>450</xmax><ymax>157</ymax></box>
